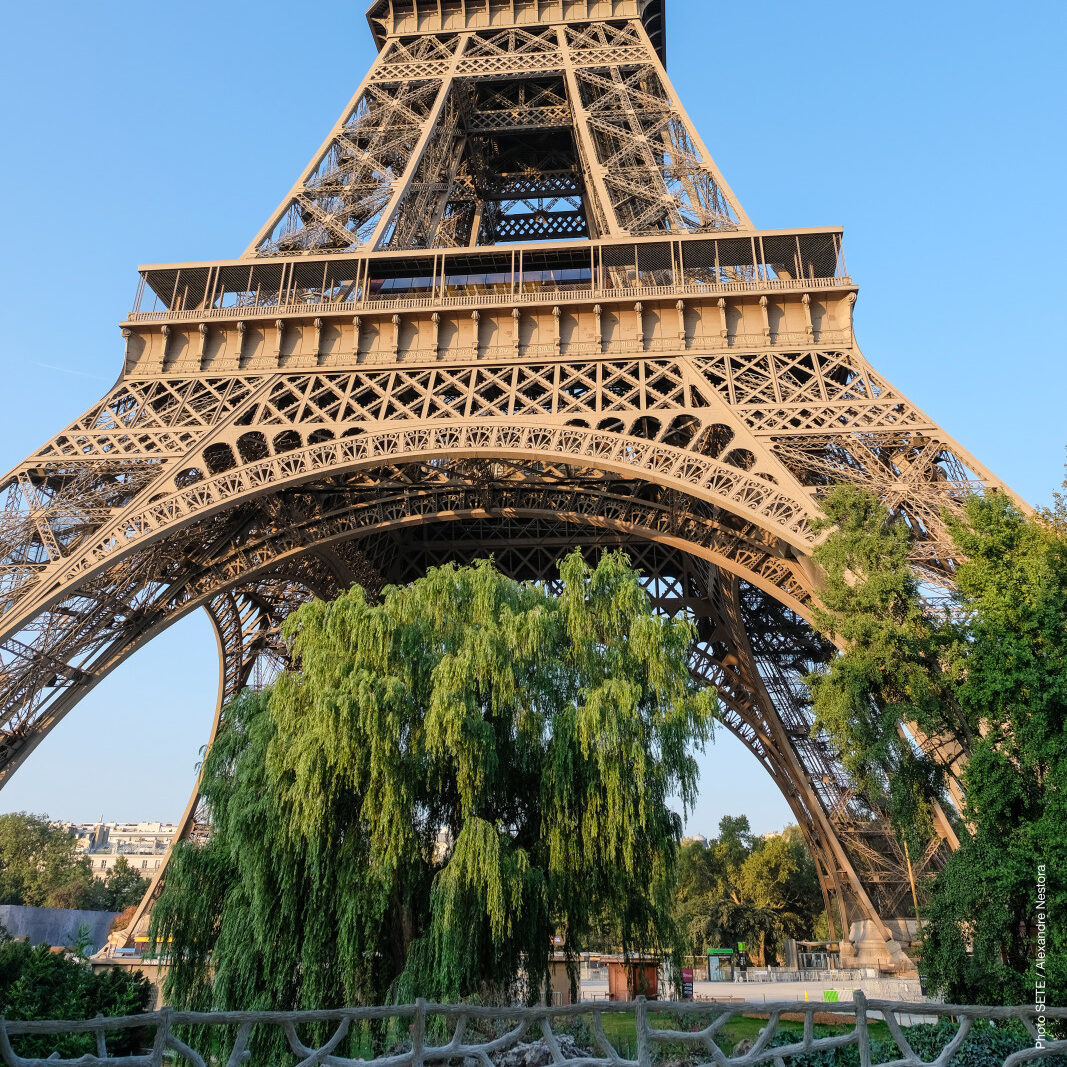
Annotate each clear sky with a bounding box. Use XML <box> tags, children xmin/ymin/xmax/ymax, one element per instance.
<box><xmin>1</xmin><ymin>0</ymin><xmax>1064</xmax><ymax>837</ymax></box>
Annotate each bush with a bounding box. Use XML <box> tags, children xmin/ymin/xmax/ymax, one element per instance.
<box><xmin>0</xmin><ymin>927</ymin><xmax>152</xmax><ymax>1059</ymax></box>
<box><xmin>766</xmin><ymin>1016</ymin><xmax>1066</xmax><ymax>1066</ymax></box>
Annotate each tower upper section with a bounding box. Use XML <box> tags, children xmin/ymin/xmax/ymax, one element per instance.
<box><xmin>244</xmin><ymin>0</ymin><xmax>736</xmax><ymax>257</ymax></box>
<box><xmin>365</xmin><ymin>0</ymin><xmax>667</xmax><ymax>64</ymax></box>
<box><xmin>126</xmin><ymin>0</ymin><xmax>853</xmax><ymax>332</ymax></box>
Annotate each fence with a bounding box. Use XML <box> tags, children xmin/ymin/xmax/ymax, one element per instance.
<box><xmin>2</xmin><ymin>993</ymin><xmax>1065</xmax><ymax>1067</ymax></box>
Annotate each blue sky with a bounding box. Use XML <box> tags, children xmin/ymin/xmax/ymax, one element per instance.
<box><xmin>1</xmin><ymin>0</ymin><xmax>1064</xmax><ymax>836</ymax></box>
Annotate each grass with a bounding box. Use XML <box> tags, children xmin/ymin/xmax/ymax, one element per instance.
<box><xmin>570</xmin><ymin>1009</ymin><xmax>892</xmax><ymax>1058</ymax></box>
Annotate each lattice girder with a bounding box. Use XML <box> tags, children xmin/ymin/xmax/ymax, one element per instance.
<box><xmin>3</xmin><ymin>344</ymin><xmax>853</xmax><ymax>640</ymax></box>
<box><xmin>246</xmin><ymin>10</ymin><xmax>745</xmax><ymax>256</ymax></box>
<box><xmin>0</xmin><ymin>457</ymin><xmax>818</xmax><ymax>784</ymax></box>
<box><xmin>1</xmin><ymin>295</ymin><xmax>1010</xmax><ymax>634</ymax></box>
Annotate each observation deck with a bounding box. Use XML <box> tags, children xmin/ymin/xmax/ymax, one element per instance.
<box><xmin>127</xmin><ymin>228</ymin><xmax>848</xmax><ymax>325</ymax></box>
<box><xmin>119</xmin><ymin>228</ymin><xmax>855</xmax><ymax>377</ymax></box>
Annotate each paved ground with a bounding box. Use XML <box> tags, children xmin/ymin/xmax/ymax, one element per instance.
<box><xmin>580</xmin><ymin>976</ymin><xmax>927</xmax><ymax>1006</ymax></box>
<box><xmin>698</xmin><ymin>979</ymin><xmax>897</xmax><ymax>1004</ymax></box>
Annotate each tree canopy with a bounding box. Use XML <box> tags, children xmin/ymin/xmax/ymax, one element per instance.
<box><xmin>674</xmin><ymin>816</ymin><xmax>825</xmax><ymax>966</ymax></box>
<box><xmin>807</xmin><ymin>480</ymin><xmax>1067</xmax><ymax>1005</ymax></box>
<box><xmin>920</xmin><ymin>490</ymin><xmax>1067</xmax><ymax>1005</ymax></box>
<box><xmin>804</xmin><ymin>485</ymin><xmax>956</xmax><ymax>847</ymax></box>
<box><xmin>0</xmin><ymin>812</ymin><xmax>87</xmax><ymax>909</ymax></box>
<box><xmin>0</xmin><ymin>813</ymin><xmax>147</xmax><ymax>913</ymax></box>
<box><xmin>97</xmin><ymin>857</ymin><xmax>152</xmax><ymax>912</ymax></box>
<box><xmin>152</xmin><ymin>551</ymin><xmax>716</xmax><ymax>1026</ymax></box>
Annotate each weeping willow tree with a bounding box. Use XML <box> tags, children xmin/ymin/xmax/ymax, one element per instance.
<box><xmin>152</xmin><ymin>551</ymin><xmax>715</xmax><ymax>1022</ymax></box>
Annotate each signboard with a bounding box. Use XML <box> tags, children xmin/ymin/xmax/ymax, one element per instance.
<box><xmin>681</xmin><ymin>967</ymin><xmax>694</xmax><ymax>1000</ymax></box>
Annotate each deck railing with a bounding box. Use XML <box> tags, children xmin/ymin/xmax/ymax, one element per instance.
<box><xmin>2</xmin><ymin>994</ymin><xmax>1064</xmax><ymax>1067</ymax></box>
<box><xmin>125</xmin><ymin>276</ymin><xmax>853</xmax><ymax>325</ymax></box>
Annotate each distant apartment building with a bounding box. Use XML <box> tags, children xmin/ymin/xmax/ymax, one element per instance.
<box><xmin>62</xmin><ymin>822</ymin><xmax>178</xmax><ymax>879</ymax></box>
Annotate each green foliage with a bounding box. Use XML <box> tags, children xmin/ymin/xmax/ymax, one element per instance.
<box><xmin>0</xmin><ymin>925</ymin><xmax>151</xmax><ymax>1059</ymax></box>
<box><xmin>569</xmin><ymin>1011</ymin><xmax>1057</xmax><ymax>1067</ymax></box>
<box><xmin>153</xmin><ymin>552</ymin><xmax>715</xmax><ymax>1036</ymax></box>
<box><xmin>67</xmin><ymin>923</ymin><xmax>94</xmax><ymax>959</ymax></box>
<box><xmin>1044</xmin><ymin>453</ymin><xmax>1067</xmax><ymax>536</ymax></box>
<box><xmin>0</xmin><ymin>812</ymin><xmax>149</xmax><ymax>913</ymax></box>
<box><xmin>0</xmin><ymin>812</ymin><xmax>94</xmax><ymax>908</ymax></box>
<box><xmin>920</xmin><ymin>492</ymin><xmax>1067</xmax><ymax>1006</ymax></box>
<box><xmin>97</xmin><ymin>856</ymin><xmax>152</xmax><ymax>911</ymax></box>
<box><xmin>674</xmin><ymin>817</ymin><xmax>824</xmax><ymax>965</ymax></box>
<box><xmin>586</xmin><ymin>1011</ymin><xmax>1050</xmax><ymax>1067</ymax></box>
<box><xmin>901</xmin><ymin>1019</ymin><xmax>1064</xmax><ymax>1066</ymax></box>
<box><xmin>765</xmin><ymin>1017</ymin><xmax>1051</xmax><ymax>1066</ymax></box>
<box><xmin>805</xmin><ymin>485</ymin><xmax>957</xmax><ymax>846</ymax></box>
<box><xmin>807</xmin><ymin>478</ymin><xmax>1067</xmax><ymax>1005</ymax></box>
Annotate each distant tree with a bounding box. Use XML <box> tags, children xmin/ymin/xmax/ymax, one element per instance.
<box><xmin>0</xmin><ymin>925</ymin><xmax>151</xmax><ymax>1059</ymax></box>
<box><xmin>100</xmin><ymin>857</ymin><xmax>150</xmax><ymax>912</ymax></box>
<box><xmin>110</xmin><ymin>905</ymin><xmax>137</xmax><ymax>934</ymax></box>
<box><xmin>735</xmin><ymin>826</ymin><xmax>824</xmax><ymax>965</ymax></box>
<box><xmin>0</xmin><ymin>813</ymin><xmax>94</xmax><ymax>908</ymax></box>
<box><xmin>675</xmin><ymin>817</ymin><xmax>824</xmax><ymax>965</ymax></box>
<box><xmin>716</xmin><ymin>815</ymin><xmax>756</xmax><ymax>870</ymax></box>
<box><xmin>674</xmin><ymin>837</ymin><xmax>724</xmax><ymax>943</ymax></box>
<box><xmin>153</xmin><ymin>552</ymin><xmax>715</xmax><ymax>1040</ymax></box>
<box><xmin>0</xmin><ymin>814</ymin><xmax>148</xmax><ymax>913</ymax></box>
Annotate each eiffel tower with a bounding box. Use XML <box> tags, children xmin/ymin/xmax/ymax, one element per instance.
<box><xmin>0</xmin><ymin>0</ymin><xmax>1015</xmax><ymax>968</ymax></box>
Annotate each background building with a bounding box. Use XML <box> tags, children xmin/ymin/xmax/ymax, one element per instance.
<box><xmin>62</xmin><ymin>822</ymin><xmax>176</xmax><ymax>879</ymax></box>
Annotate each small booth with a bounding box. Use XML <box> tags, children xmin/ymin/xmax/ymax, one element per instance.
<box><xmin>606</xmin><ymin>957</ymin><xmax>660</xmax><ymax>1001</ymax></box>
<box><xmin>705</xmin><ymin>948</ymin><xmax>734</xmax><ymax>981</ymax></box>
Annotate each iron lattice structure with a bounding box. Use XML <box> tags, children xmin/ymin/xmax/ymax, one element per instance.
<box><xmin>0</xmin><ymin>0</ymin><xmax>1017</xmax><ymax>962</ymax></box>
